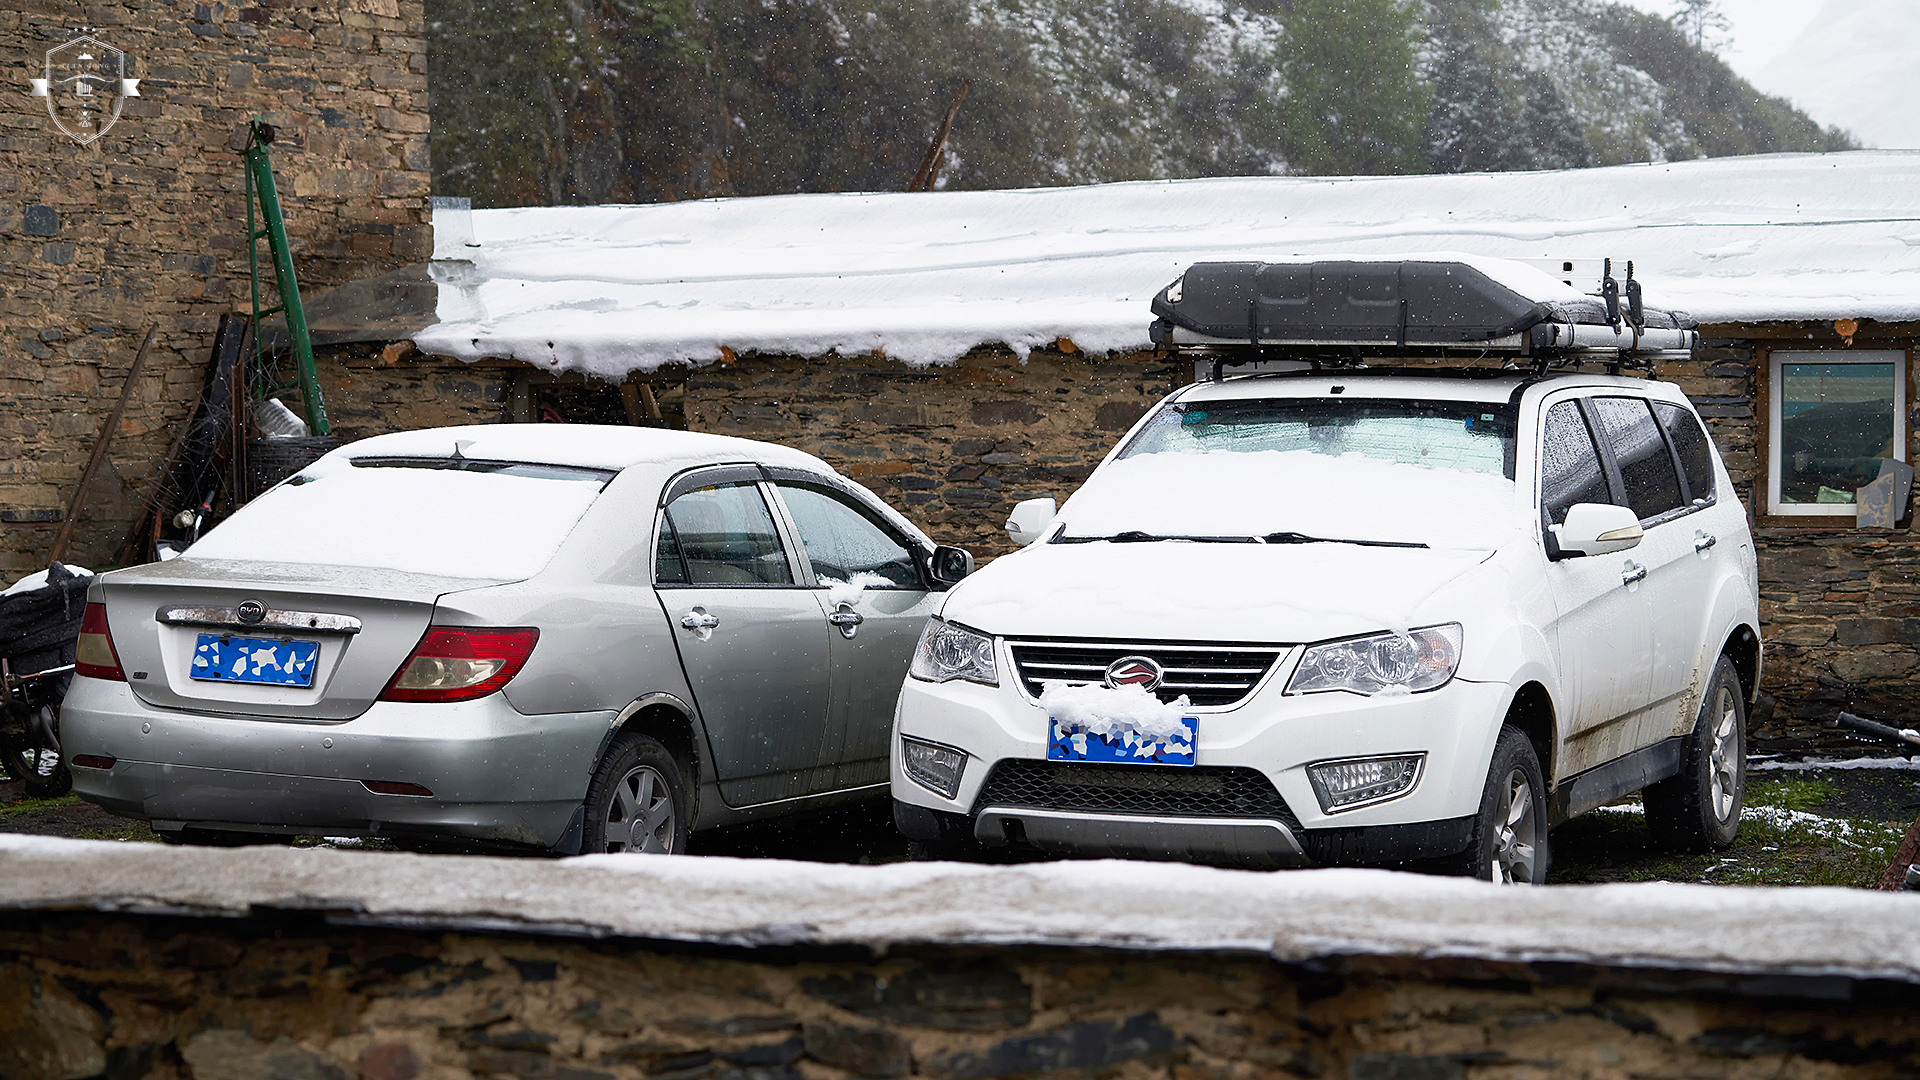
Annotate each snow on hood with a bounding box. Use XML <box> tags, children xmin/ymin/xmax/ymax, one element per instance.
<box><xmin>411</xmin><ymin>152</ymin><xmax>1920</xmax><ymax>376</ymax></box>
<box><xmin>942</xmin><ymin>540</ymin><xmax>1492</xmax><ymax>642</ymax></box>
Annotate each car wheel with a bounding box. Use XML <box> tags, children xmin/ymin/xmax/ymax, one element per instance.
<box><xmin>1</xmin><ymin>701</ymin><xmax>72</xmax><ymax>799</ymax></box>
<box><xmin>583</xmin><ymin>732</ymin><xmax>690</xmax><ymax>855</ymax></box>
<box><xmin>1438</xmin><ymin>725</ymin><xmax>1549</xmax><ymax>884</ymax></box>
<box><xmin>1644</xmin><ymin>655</ymin><xmax>1745</xmax><ymax>852</ymax></box>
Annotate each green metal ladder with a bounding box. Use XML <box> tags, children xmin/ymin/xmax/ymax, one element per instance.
<box><xmin>243</xmin><ymin>118</ymin><xmax>329</xmax><ymax>436</ymax></box>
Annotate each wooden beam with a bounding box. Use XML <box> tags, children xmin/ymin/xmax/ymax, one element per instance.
<box><xmin>908</xmin><ymin>81</ymin><xmax>971</xmax><ymax>193</ymax></box>
<box><xmin>49</xmin><ymin>326</ymin><xmax>156</xmax><ymax>565</ymax></box>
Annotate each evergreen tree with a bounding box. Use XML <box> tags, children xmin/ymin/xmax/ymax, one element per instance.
<box><xmin>1273</xmin><ymin>0</ymin><xmax>1429</xmax><ymax>175</ymax></box>
<box><xmin>1422</xmin><ymin>20</ymin><xmax>1526</xmax><ymax>173</ymax></box>
<box><xmin>1519</xmin><ymin>72</ymin><xmax>1595</xmax><ymax>170</ymax></box>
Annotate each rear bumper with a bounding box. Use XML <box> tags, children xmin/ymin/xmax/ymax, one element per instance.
<box><xmin>61</xmin><ymin>675</ymin><xmax>613</xmax><ymax>850</ymax></box>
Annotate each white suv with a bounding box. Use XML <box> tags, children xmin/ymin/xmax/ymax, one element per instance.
<box><xmin>891</xmin><ymin>369</ymin><xmax>1760</xmax><ymax>882</ymax></box>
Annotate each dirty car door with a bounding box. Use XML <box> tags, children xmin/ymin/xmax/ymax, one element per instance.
<box><xmin>655</xmin><ymin>469</ymin><xmax>834</xmax><ymax>806</ymax></box>
<box><xmin>770</xmin><ymin>479</ymin><xmax>937</xmax><ymax>790</ymax></box>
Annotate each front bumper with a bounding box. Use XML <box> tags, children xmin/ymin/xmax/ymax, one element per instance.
<box><xmin>61</xmin><ymin>676</ymin><xmax>614</xmax><ymax>850</ymax></box>
<box><xmin>892</xmin><ymin>668</ymin><xmax>1510</xmax><ymax>866</ymax></box>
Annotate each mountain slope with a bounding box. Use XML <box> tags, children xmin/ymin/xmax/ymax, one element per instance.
<box><xmin>427</xmin><ymin>0</ymin><xmax>1855</xmax><ymax>207</ymax></box>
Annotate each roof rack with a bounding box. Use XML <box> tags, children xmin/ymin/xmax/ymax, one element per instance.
<box><xmin>1148</xmin><ymin>258</ymin><xmax>1694</xmax><ymax>380</ymax></box>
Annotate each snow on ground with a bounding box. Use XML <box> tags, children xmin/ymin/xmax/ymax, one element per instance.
<box><xmin>3</xmin><ymin>834</ymin><xmax>1919</xmax><ymax>981</ymax></box>
<box><xmin>411</xmin><ymin>152</ymin><xmax>1920</xmax><ymax>378</ymax></box>
<box><xmin>1751</xmin><ymin>755</ymin><xmax>1920</xmax><ymax>772</ymax></box>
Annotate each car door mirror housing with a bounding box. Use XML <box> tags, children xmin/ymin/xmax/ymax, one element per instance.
<box><xmin>929</xmin><ymin>545</ymin><xmax>975</xmax><ymax>585</ymax></box>
<box><xmin>1005</xmin><ymin>497</ymin><xmax>1057</xmax><ymax>546</ymax></box>
<box><xmin>1550</xmin><ymin>502</ymin><xmax>1644</xmax><ymax>558</ymax></box>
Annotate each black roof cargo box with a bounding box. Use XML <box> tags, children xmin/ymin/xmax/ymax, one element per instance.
<box><xmin>1148</xmin><ymin>258</ymin><xmax>1694</xmax><ymax>359</ymax></box>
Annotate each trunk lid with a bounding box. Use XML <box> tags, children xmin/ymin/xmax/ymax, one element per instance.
<box><xmin>99</xmin><ymin>557</ymin><xmax>508</xmax><ymax>721</ymax></box>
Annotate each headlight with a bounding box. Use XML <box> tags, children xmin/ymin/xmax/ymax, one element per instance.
<box><xmin>1286</xmin><ymin>624</ymin><xmax>1462</xmax><ymax>696</ymax></box>
<box><xmin>901</xmin><ymin>736</ymin><xmax>968</xmax><ymax>799</ymax></box>
<box><xmin>908</xmin><ymin>616</ymin><xmax>998</xmax><ymax>686</ymax></box>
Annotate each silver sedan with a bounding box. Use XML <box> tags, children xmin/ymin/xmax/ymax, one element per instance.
<box><xmin>63</xmin><ymin>425</ymin><xmax>972</xmax><ymax>853</ymax></box>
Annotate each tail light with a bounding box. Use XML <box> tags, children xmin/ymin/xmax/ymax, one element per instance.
<box><xmin>75</xmin><ymin>603</ymin><xmax>124</xmax><ymax>681</ymax></box>
<box><xmin>380</xmin><ymin>627</ymin><xmax>539</xmax><ymax>703</ymax></box>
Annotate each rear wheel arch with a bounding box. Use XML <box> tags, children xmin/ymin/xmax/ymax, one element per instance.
<box><xmin>607</xmin><ymin>695</ymin><xmax>703</xmax><ymax>810</ymax></box>
<box><xmin>1721</xmin><ymin>623</ymin><xmax>1760</xmax><ymax>703</ymax></box>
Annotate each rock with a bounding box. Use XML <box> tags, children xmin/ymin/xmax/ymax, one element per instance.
<box><xmin>803</xmin><ymin>1020</ymin><xmax>912</xmax><ymax>1078</ymax></box>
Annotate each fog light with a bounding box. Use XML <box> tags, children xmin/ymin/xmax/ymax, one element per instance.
<box><xmin>1307</xmin><ymin>754</ymin><xmax>1424</xmax><ymax>813</ymax></box>
<box><xmin>901</xmin><ymin>736</ymin><xmax>967</xmax><ymax>800</ymax></box>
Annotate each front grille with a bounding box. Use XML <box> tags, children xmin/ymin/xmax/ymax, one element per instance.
<box><xmin>974</xmin><ymin>759</ymin><xmax>1300</xmax><ymax>824</ymax></box>
<box><xmin>1007</xmin><ymin>640</ymin><xmax>1285</xmax><ymax>707</ymax></box>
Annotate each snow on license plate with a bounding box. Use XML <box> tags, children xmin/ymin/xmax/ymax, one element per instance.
<box><xmin>191</xmin><ymin>633</ymin><xmax>320</xmax><ymax>687</ymax></box>
<box><xmin>1047</xmin><ymin>715</ymin><xmax>1198</xmax><ymax>766</ymax></box>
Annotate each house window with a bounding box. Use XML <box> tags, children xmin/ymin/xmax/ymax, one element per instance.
<box><xmin>1767</xmin><ymin>350</ymin><xmax>1907</xmax><ymax>517</ymax></box>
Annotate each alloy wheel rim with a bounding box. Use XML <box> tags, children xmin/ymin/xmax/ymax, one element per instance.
<box><xmin>606</xmin><ymin>764</ymin><xmax>675</xmax><ymax>854</ymax></box>
<box><xmin>1708</xmin><ymin>684</ymin><xmax>1740</xmax><ymax>820</ymax></box>
<box><xmin>1490</xmin><ymin>769</ymin><xmax>1538</xmax><ymax>884</ymax></box>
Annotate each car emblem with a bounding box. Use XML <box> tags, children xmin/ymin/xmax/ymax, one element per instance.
<box><xmin>236</xmin><ymin>600</ymin><xmax>268</xmax><ymax>624</ymax></box>
<box><xmin>1105</xmin><ymin>655</ymin><xmax>1163</xmax><ymax>691</ymax></box>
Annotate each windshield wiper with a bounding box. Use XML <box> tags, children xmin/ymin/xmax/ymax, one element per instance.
<box><xmin>1054</xmin><ymin>531</ymin><xmax>1260</xmax><ymax>545</ymax></box>
<box><xmin>1263</xmin><ymin>531</ymin><xmax>1428</xmax><ymax>549</ymax></box>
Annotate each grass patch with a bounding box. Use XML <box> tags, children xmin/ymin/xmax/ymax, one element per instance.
<box><xmin>72</xmin><ymin>822</ymin><xmax>162</xmax><ymax>843</ymax></box>
<box><xmin>0</xmin><ymin>793</ymin><xmax>82</xmax><ymax>817</ymax></box>
<box><xmin>1550</xmin><ymin>778</ymin><xmax>1909</xmax><ymax>888</ymax></box>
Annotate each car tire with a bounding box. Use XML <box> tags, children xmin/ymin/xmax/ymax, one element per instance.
<box><xmin>1644</xmin><ymin>655</ymin><xmax>1745</xmax><ymax>852</ymax></box>
<box><xmin>1436</xmin><ymin>725</ymin><xmax>1550</xmax><ymax>884</ymax></box>
<box><xmin>2</xmin><ymin>699</ymin><xmax>72</xmax><ymax>799</ymax></box>
<box><xmin>583</xmin><ymin>732</ymin><xmax>690</xmax><ymax>855</ymax></box>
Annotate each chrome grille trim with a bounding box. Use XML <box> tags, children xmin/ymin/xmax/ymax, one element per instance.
<box><xmin>1006</xmin><ymin>639</ymin><xmax>1290</xmax><ymax>708</ymax></box>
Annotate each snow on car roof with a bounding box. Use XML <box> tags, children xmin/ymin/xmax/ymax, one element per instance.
<box><xmin>325</xmin><ymin>424</ymin><xmax>835</xmax><ymax>475</ymax></box>
<box><xmin>410</xmin><ymin>152</ymin><xmax>1920</xmax><ymax>378</ymax></box>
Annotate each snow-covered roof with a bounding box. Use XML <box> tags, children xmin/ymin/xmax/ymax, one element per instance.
<box><xmin>6</xmin><ymin>836</ymin><xmax>1920</xmax><ymax>983</ymax></box>
<box><xmin>402</xmin><ymin>151</ymin><xmax>1920</xmax><ymax>377</ymax></box>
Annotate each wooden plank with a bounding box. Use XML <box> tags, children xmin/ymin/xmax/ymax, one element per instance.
<box><xmin>49</xmin><ymin>326</ymin><xmax>157</xmax><ymax>565</ymax></box>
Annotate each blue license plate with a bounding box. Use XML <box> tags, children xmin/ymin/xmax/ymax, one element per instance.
<box><xmin>1047</xmin><ymin>715</ymin><xmax>1198</xmax><ymax>766</ymax></box>
<box><xmin>191</xmin><ymin>634</ymin><xmax>321</xmax><ymax>687</ymax></box>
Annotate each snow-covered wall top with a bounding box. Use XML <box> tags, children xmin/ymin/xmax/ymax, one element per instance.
<box><xmin>412</xmin><ymin>151</ymin><xmax>1920</xmax><ymax>377</ymax></box>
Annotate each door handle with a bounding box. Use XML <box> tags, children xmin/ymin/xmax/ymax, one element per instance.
<box><xmin>828</xmin><ymin>602</ymin><xmax>863</xmax><ymax>640</ymax></box>
<box><xmin>1622</xmin><ymin>562</ymin><xmax>1648</xmax><ymax>586</ymax></box>
<box><xmin>680</xmin><ymin>610</ymin><xmax>720</xmax><ymax>631</ymax></box>
<box><xmin>1694</xmin><ymin>531</ymin><xmax>1717</xmax><ymax>552</ymax></box>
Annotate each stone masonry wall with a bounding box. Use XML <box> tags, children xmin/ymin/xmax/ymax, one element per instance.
<box><xmin>0</xmin><ymin>0</ymin><xmax>430</xmax><ymax>579</ymax></box>
<box><xmin>4</xmin><ymin>911</ymin><xmax>1918</xmax><ymax>1080</ymax></box>
<box><xmin>683</xmin><ymin>345</ymin><xmax>1183</xmax><ymax>561</ymax></box>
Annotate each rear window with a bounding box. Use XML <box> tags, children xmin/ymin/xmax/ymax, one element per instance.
<box><xmin>185</xmin><ymin>457</ymin><xmax>608</xmax><ymax>579</ymax></box>
<box><xmin>1122</xmin><ymin>399</ymin><xmax>1516</xmax><ymax>478</ymax></box>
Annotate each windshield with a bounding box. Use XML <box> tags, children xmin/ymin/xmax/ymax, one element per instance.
<box><xmin>1061</xmin><ymin>396</ymin><xmax>1520</xmax><ymax>549</ymax></box>
<box><xmin>1121</xmin><ymin>398</ymin><xmax>1516</xmax><ymax>476</ymax></box>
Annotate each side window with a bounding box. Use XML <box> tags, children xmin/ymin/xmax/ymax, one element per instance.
<box><xmin>1653</xmin><ymin>401</ymin><xmax>1717</xmax><ymax>506</ymax></box>
<box><xmin>776</xmin><ymin>484</ymin><xmax>921</xmax><ymax>588</ymax></box>
<box><xmin>660</xmin><ymin>482</ymin><xmax>793</xmax><ymax>585</ymax></box>
<box><xmin>1540</xmin><ymin>401</ymin><xmax>1611</xmax><ymax>526</ymax></box>
<box><xmin>1591</xmin><ymin>397</ymin><xmax>1685</xmax><ymax>522</ymax></box>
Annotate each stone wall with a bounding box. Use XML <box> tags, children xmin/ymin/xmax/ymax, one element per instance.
<box><xmin>4</xmin><ymin>911</ymin><xmax>1917</xmax><ymax>1080</ymax></box>
<box><xmin>0</xmin><ymin>0</ymin><xmax>430</xmax><ymax>579</ymax></box>
<box><xmin>682</xmin><ymin>345</ymin><xmax>1182</xmax><ymax>560</ymax></box>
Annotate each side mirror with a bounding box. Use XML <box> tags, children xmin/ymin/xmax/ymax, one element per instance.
<box><xmin>929</xmin><ymin>545</ymin><xmax>974</xmax><ymax>585</ymax></box>
<box><xmin>1550</xmin><ymin>502</ymin><xmax>1643</xmax><ymax>558</ymax></box>
<box><xmin>1005</xmin><ymin>497</ymin><xmax>1057</xmax><ymax>547</ymax></box>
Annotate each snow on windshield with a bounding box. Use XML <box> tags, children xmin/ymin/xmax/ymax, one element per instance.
<box><xmin>1068</xmin><ymin>441</ymin><xmax>1516</xmax><ymax>549</ymax></box>
<box><xmin>185</xmin><ymin>459</ymin><xmax>605</xmax><ymax>580</ymax></box>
